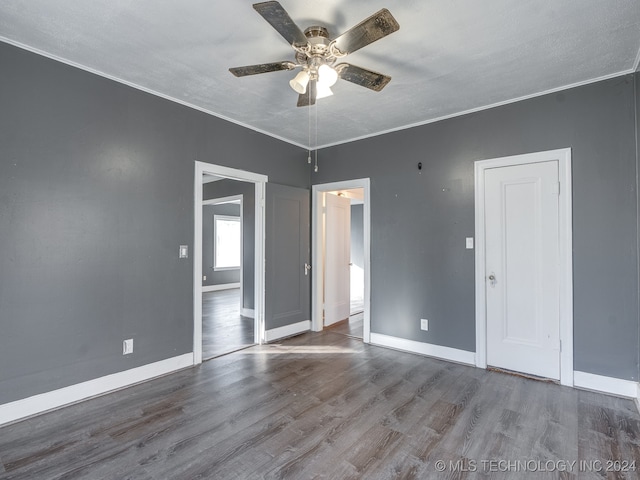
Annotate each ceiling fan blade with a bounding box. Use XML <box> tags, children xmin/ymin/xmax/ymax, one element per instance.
<box><xmin>253</xmin><ymin>1</ymin><xmax>308</xmax><ymax>48</ymax></box>
<box><xmin>297</xmin><ymin>80</ymin><xmax>317</xmax><ymax>107</ymax></box>
<box><xmin>332</xmin><ymin>9</ymin><xmax>399</xmax><ymax>55</ymax></box>
<box><xmin>336</xmin><ymin>63</ymin><xmax>391</xmax><ymax>92</ymax></box>
<box><xmin>229</xmin><ymin>61</ymin><xmax>296</xmax><ymax>77</ymax></box>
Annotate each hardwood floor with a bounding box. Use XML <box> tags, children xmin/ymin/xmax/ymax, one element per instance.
<box><xmin>327</xmin><ymin>312</ymin><xmax>364</xmax><ymax>339</ymax></box>
<box><xmin>203</xmin><ymin>289</ymin><xmax>254</xmax><ymax>359</ymax></box>
<box><xmin>1</xmin><ymin>331</ymin><xmax>639</xmax><ymax>479</ymax></box>
<box><xmin>350</xmin><ymin>298</ymin><xmax>364</xmax><ymax>316</ymax></box>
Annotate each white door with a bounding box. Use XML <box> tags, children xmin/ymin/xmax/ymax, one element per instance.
<box><xmin>324</xmin><ymin>193</ymin><xmax>351</xmax><ymax>326</ymax></box>
<box><xmin>485</xmin><ymin>160</ymin><xmax>560</xmax><ymax>379</ymax></box>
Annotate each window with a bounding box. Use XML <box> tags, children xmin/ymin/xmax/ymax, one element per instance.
<box><xmin>214</xmin><ymin>215</ymin><xmax>241</xmax><ymax>270</ymax></box>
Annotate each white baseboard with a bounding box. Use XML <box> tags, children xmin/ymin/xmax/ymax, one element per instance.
<box><xmin>202</xmin><ymin>283</ymin><xmax>240</xmax><ymax>292</ymax></box>
<box><xmin>266</xmin><ymin>320</ymin><xmax>310</xmax><ymax>342</ymax></box>
<box><xmin>241</xmin><ymin>308</ymin><xmax>255</xmax><ymax>319</ymax></box>
<box><xmin>574</xmin><ymin>371</ymin><xmax>639</xmax><ymax>400</ymax></box>
<box><xmin>0</xmin><ymin>353</ymin><xmax>194</xmax><ymax>427</ymax></box>
<box><xmin>370</xmin><ymin>333</ymin><xmax>476</xmax><ymax>366</ymax></box>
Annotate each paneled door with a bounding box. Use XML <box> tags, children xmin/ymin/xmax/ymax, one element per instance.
<box><xmin>485</xmin><ymin>160</ymin><xmax>560</xmax><ymax>379</ymax></box>
<box><xmin>265</xmin><ymin>183</ymin><xmax>310</xmax><ymax>331</ymax></box>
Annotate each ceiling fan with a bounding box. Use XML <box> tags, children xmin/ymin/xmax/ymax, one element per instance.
<box><xmin>229</xmin><ymin>1</ymin><xmax>399</xmax><ymax>107</ymax></box>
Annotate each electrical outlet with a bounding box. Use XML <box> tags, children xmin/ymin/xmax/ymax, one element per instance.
<box><xmin>420</xmin><ymin>319</ymin><xmax>429</xmax><ymax>331</ymax></box>
<box><xmin>203</xmin><ymin>275</ymin><xmax>207</xmax><ymax>281</ymax></box>
<box><xmin>123</xmin><ymin>339</ymin><xmax>133</xmax><ymax>355</ymax></box>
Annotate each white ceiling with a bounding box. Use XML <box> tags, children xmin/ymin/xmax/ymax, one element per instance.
<box><xmin>1</xmin><ymin>1</ymin><xmax>639</xmax><ymax>149</ymax></box>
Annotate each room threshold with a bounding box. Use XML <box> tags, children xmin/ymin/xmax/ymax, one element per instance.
<box><xmin>203</xmin><ymin>344</ymin><xmax>255</xmax><ymax>362</ymax></box>
<box><xmin>487</xmin><ymin>366</ymin><xmax>559</xmax><ymax>384</ymax></box>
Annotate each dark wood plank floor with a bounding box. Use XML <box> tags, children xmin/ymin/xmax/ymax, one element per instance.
<box><xmin>327</xmin><ymin>312</ymin><xmax>364</xmax><ymax>339</ymax></box>
<box><xmin>1</xmin><ymin>331</ymin><xmax>639</xmax><ymax>479</ymax></box>
<box><xmin>203</xmin><ymin>288</ymin><xmax>254</xmax><ymax>359</ymax></box>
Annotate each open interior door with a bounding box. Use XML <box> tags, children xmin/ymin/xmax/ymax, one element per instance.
<box><xmin>265</xmin><ymin>183</ymin><xmax>310</xmax><ymax>332</ymax></box>
<box><xmin>324</xmin><ymin>193</ymin><xmax>351</xmax><ymax>326</ymax></box>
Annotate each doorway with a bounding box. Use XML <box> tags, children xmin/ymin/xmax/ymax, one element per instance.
<box><xmin>194</xmin><ymin>161</ymin><xmax>267</xmax><ymax>365</ymax></box>
<box><xmin>201</xmin><ymin>193</ymin><xmax>249</xmax><ymax>359</ymax></box>
<box><xmin>312</xmin><ymin>179</ymin><xmax>371</xmax><ymax>342</ymax></box>
<box><xmin>474</xmin><ymin>149</ymin><xmax>573</xmax><ymax>386</ymax></box>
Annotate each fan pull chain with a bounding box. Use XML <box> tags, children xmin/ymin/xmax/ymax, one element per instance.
<box><xmin>314</xmin><ymin>99</ymin><xmax>319</xmax><ymax>172</ymax></box>
<box><xmin>307</xmin><ymin>89</ymin><xmax>312</xmax><ymax>164</ymax></box>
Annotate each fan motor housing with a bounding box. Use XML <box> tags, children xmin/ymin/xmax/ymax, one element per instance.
<box><xmin>304</xmin><ymin>26</ymin><xmax>329</xmax><ymax>39</ymax></box>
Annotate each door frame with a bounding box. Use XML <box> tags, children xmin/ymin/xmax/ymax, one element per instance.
<box><xmin>474</xmin><ymin>148</ymin><xmax>573</xmax><ymax>386</ymax></box>
<box><xmin>194</xmin><ymin>161</ymin><xmax>267</xmax><ymax>365</ymax></box>
<box><xmin>312</xmin><ymin>178</ymin><xmax>371</xmax><ymax>343</ymax></box>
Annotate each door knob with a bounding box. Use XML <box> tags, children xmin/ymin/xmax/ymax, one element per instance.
<box><xmin>488</xmin><ymin>273</ymin><xmax>497</xmax><ymax>287</ymax></box>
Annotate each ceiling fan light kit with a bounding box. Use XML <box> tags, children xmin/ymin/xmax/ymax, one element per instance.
<box><xmin>289</xmin><ymin>70</ymin><xmax>310</xmax><ymax>94</ymax></box>
<box><xmin>229</xmin><ymin>1</ymin><xmax>399</xmax><ymax>107</ymax></box>
<box><xmin>318</xmin><ymin>64</ymin><xmax>338</xmax><ymax>87</ymax></box>
<box><xmin>315</xmin><ymin>82</ymin><xmax>333</xmax><ymax>99</ymax></box>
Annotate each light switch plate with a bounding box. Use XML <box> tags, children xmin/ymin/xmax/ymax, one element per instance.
<box><xmin>123</xmin><ymin>339</ymin><xmax>133</xmax><ymax>355</ymax></box>
<box><xmin>466</xmin><ymin>237</ymin><xmax>474</xmax><ymax>249</ymax></box>
<box><xmin>420</xmin><ymin>319</ymin><xmax>429</xmax><ymax>331</ymax></box>
<box><xmin>179</xmin><ymin>245</ymin><xmax>188</xmax><ymax>258</ymax></box>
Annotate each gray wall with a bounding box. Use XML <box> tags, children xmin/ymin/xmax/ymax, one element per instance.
<box><xmin>203</xmin><ymin>179</ymin><xmax>255</xmax><ymax>309</ymax></box>
<box><xmin>0</xmin><ymin>42</ymin><xmax>309</xmax><ymax>405</ymax></box>
<box><xmin>202</xmin><ymin>203</ymin><xmax>241</xmax><ymax>286</ymax></box>
<box><xmin>314</xmin><ymin>74</ymin><xmax>640</xmax><ymax>382</ymax></box>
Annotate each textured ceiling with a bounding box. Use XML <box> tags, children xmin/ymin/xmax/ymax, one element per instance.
<box><xmin>1</xmin><ymin>0</ymin><xmax>639</xmax><ymax>149</ymax></box>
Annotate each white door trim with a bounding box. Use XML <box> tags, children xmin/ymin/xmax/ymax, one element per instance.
<box><xmin>202</xmin><ymin>195</ymin><xmax>243</xmax><ymax>206</ymax></box>
<box><xmin>194</xmin><ymin>161</ymin><xmax>267</xmax><ymax>365</ymax></box>
<box><xmin>312</xmin><ymin>179</ymin><xmax>371</xmax><ymax>343</ymax></box>
<box><xmin>474</xmin><ymin>148</ymin><xmax>573</xmax><ymax>386</ymax></box>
